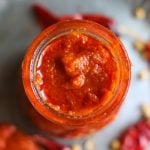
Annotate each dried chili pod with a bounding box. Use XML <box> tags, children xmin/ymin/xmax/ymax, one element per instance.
<box><xmin>0</xmin><ymin>123</ymin><xmax>39</xmax><ymax>150</ymax></box>
<box><xmin>33</xmin><ymin>135</ymin><xmax>71</xmax><ymax>150</ymax></box>
<box><xmin>32</xmin><ymin>3</ymin><xmax>117</xmax><ymax>33</ymax></box>
<box><xmin>0</xmin><ymin>123</ymin><xmax>70</xmax><ymax>150</ymax></box>
<box><xmin>115</xmin><ymin>120</ymin><xmax>150</xmax><ymax>150</ymax></box>
<box><xmin>0</xmin><ymin>123</ymin><xmax>16</xmax><ymax>149</ymax></box>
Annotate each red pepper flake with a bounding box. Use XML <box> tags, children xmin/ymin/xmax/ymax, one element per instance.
<box><xmin>133</xmin><ymin>39</ymin><xmax>150</xmax><ymax>63</ymax></box>
<box><xmin>143</xmin><ymin>41</ymin><xmax>150</xmax><ymax>62</ymax></box>
<box><xmin>137</xmin><ymin>69</ymin><xmax>150</xmax><ymax>80</ymax></box>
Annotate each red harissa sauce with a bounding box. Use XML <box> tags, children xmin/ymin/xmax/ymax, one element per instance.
<box><xmin>34</xmin><ymin>33</ymin><xmax>117</xmax><ymax>115</ymax></box>
<box><xmin>22</xmin><ymin>20</ymin><xmax>131</xmax><ymax>137</ymax></box>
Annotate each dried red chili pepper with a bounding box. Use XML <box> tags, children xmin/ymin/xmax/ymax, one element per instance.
<box><xmin>0</xmin><ymin>123</ymin><xmax>39</xmax><ymax>150</ymax></box>
<box><xmin>0</xmin><ymin>123</ymin><xmax>16</xmax><ymax>149</ymax></box>
<box><xmin>0</xmin><ymin>123</ymin><xmax>70</xmax><ymax>150</ymax></box>
<box><xmin>119</xmin><ymin>120</ymin><xmax>150</xmax><ymax>150</ymax></box>
<box><xmin>33</xmin><ymin>135</ymin><xmax>71</xmax><ymax>150</ymax></box>
<box><xmin>32</xmin><ymin>4</ymin><xmax>116</xmax><ymax>31</ymax></box>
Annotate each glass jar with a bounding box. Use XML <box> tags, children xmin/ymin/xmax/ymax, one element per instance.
<box><xmin>22</xmin><ymin>20</ymin><xmax>131</xmax><ymax>138</ymax></box>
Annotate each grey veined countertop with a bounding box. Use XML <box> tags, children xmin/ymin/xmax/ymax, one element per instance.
<box><xmin>0</xmin><ymin>0</ymin><xmax>150</xmax><ymax>149</ymax></box>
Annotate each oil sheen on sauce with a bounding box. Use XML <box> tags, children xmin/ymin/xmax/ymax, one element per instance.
<box><xmin>34</xmin><ymin>33</ymin><xmax>117</xmax><ymax>115</ymax></box>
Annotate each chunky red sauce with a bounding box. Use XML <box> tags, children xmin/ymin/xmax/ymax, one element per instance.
<box><xmin>34</xmin><ymin>33</ymin><xmax>117</xmax><ymax>115</ymax></box>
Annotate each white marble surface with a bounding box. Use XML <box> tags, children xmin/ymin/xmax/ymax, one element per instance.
<box><xmin>0</xmin><ymin>0</ymin><xmax>150</xmax><ymax>149</ymax></box>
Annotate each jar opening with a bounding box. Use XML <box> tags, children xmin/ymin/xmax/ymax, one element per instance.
<box><xmin>30</xmin><ymin>29</ymin><xmax>119</xmax><ymax>119</ymax></box>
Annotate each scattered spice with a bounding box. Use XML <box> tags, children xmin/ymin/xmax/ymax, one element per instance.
<box><xmin>121</xmin><ymin>26</ymin><xmax>150</xmax><ymax>63</ymax></box>
<box><xmin>84</xmin><ymin>138</ymin><xmax>95</xmax><ymax>150</ymax></box>
<box><xmin>133</xmin><ymin>39</ymin><xmax>150</xmax><ymax>63</ymax></box>
<box><xmin>111</xmin><ymin>139</ymin><xmax>120</xmax><ymax>150</ymax></box>
<box><xmin>141</xmin><ymin>104</ymin><xmax>150</xmax><ymax>119</ymax></box>
<box><xmin>133</xmin><ymin>39</ymin><xmax>145</xmax><ymax>52</ymax></box>
<box><xmin>134</xmin><ymin>7</ymin><xmax>146</xmax><ymax>19</ymax></box>
<box><xmin>137</xmin><ymin>69</ymin><xmax>150</xmax><ymax>80</ymax></box>
<box><xmin>130</xmin><ymin>0</ymin><xmax>150</xmax><ymax>62</ymax></box>
<box><xmin>132</xmin><ymin>0</ymin><xmax>150</xmax><ymax>20</ymax></box>
<box><xmin>71</xmin><ymin>144</ymin><xmax>82</xmax><ymax>150</ymax></box>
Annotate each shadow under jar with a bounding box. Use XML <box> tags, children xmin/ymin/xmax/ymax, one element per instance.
<box><xmin>22</xmin><ymin>20</ymin><xmax>131</xmax><ymax>138</ymax></box>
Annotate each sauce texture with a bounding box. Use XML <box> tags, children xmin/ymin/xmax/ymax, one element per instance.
<box><xmin>34</xmin><ymin>33</ymin><xmax>117</xmax><ymax>115</ymax></box>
